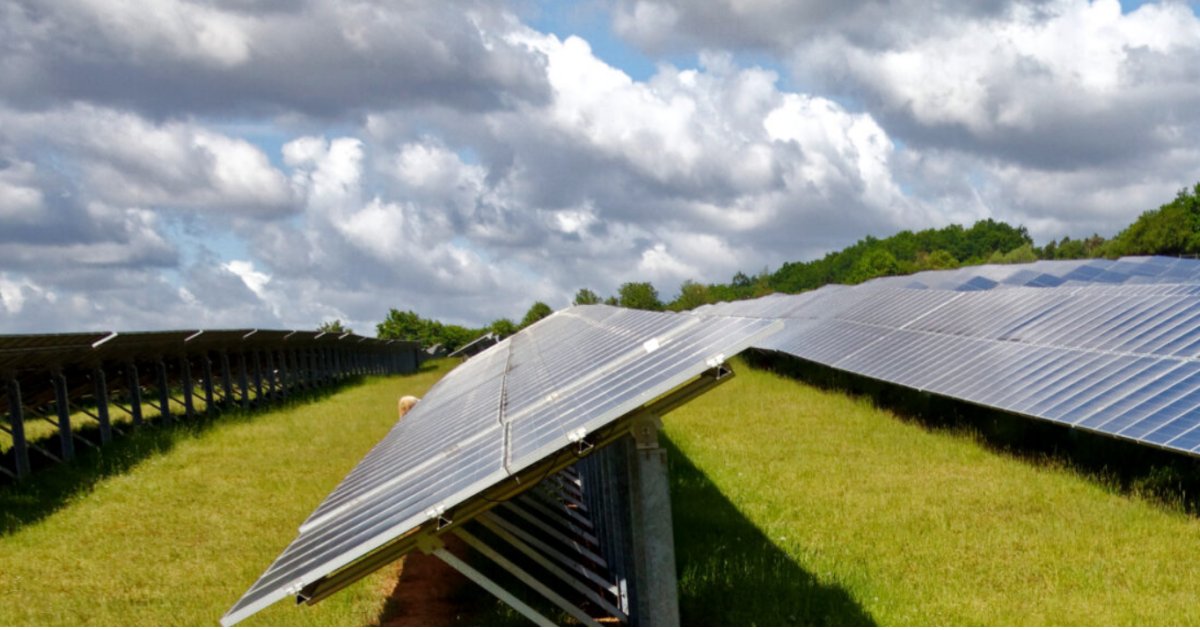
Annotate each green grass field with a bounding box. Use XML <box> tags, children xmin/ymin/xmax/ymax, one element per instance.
<box><xmin>668</xmin><ymin>358</ymin><xmax>1200</xmax><ymax>626</ymax></box>
<box><xmin>1</xmin><ymin>355</ymin><xmax>1199</xmax><ymax>625</ymax></box>
<box><xmin>0</xmin><ymin>361</ymin><xmax>452</xmax><ymax>626</ymax></box>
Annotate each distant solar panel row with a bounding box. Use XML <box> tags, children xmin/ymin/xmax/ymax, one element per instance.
<box><xmin>221</xmin><ymin>306</ymin><xmax>780</xmax><ymax>626</ymax></box>
<box><xmin>699</xmin><ymin>256</ymin><xmax>1200</xmax><ymax>456</ymax></box>
<box><xmin>2</xmin><ymin>329</ymin><xmax>421</xmax><ymax>481</ymax></box>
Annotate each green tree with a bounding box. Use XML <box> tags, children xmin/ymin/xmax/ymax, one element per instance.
<box><xmin>376</xmin><ymin>309</ymin><xmax>426</xmax><ymax>343</ymax></box>
<box><xmin>604</xmin><ymin>296</ymin><xmax>619</xmax><ymax>306</ymax></box>
<box><xmin>988</xmin><ymin>243</ymin><xmax>1038</xmax><ymax>264</ymax></box>
<box><xmin>847</xmin><ymin>248</ymin><xmax>900</xmax><ymax>284</ymax></box>
<box><xmin>490</xmin><ymin>318</ymin><xmax>517</xmax><ymax>338</ymax></box>
<box><xmin>669</xmin><ymin>280</ymin><xmax>714</xmax><ymax>311</ymax></box>
<box><xmin>519</xmin><ymin>302</ymin><xmax>554</xmax><ymax>329</ymax></box>
<box><xmin>573</xmin><ymin>288</ymin><xmax>601</xmax><ymax>306</ymax></box>
<box><xmin>920</xmin><ymin>250</ymin><xmax>959</xmax><ymax>270</ymax></box>
<box><xmin>318</xmin><ymin>319</ymin><xmax>352</xmax><ymax>334</ymax></box>
<box><xmin>618</xmin><ymin>282</ymin><xmax>664</xmax><ymax>311</ymax></box>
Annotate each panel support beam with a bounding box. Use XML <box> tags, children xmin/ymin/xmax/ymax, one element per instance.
<box><xmin>92</xmin><ymin>368</ymin><xmax>112</xmax><ymax>444</ymax></box>
<box><xmin>419</xmin><ymin>536</ymin><xmax>556</xmax><ymax>627</ymax></box>
<box><xmin>454</xmin><ymin>529</ymin><xmax>601</xmax><ymax>627</ymax></box>
<box><xmin>52</xmin><ymin>371</ymin><xmax>75</xmax><ymax>461</ymax></box>
<box><xmin>125</xmin><ymin>363</ymin><xmax>143</xmax><ymax>426</ymax></box>
<box><xmin>6</xmin><ymin>378</ymin><xmax>30</xmax><ymax>479</ymax></box>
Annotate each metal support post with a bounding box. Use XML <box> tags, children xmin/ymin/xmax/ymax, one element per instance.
<box><xmin>92</xmin><ymin>368</ymin><xmax>112</xmax><ymax>444</ymax></box>
<box><xmin>238</xmin><ymin>353</ymin><xmax>250</xmax><ymax>410</ymax></box>
<box><xmin>220</xmin><ymin>352</ymin><xmax>234</xmax><ymax>406</ymax></box>
<box><xmin>181</xmin><ymin>357</ymin><xmax>195</xmax><ymax>421</ymax></box>
<box><xmin>264</xmin><ymin>350</ymin><xmax>277</xmax><ymax>401</ymax></box>
<box><xmin>252</xmin><ymin>350</ymin><xmax>264</xmax><ymax>404</ymax></box>
<box><xmin>202</xmin><ymin>356</ymin><xmax>215</xmax><ymax>413</ymax></box>
<box><xmin>419</xmin><ymin>536</ymin><xmax>556</xmax><ymax>627</ymax></box>
<box><xmin>6</xmin><ymin>379</ymin><xmax>31</xmax><ymax>479</ymax></box>
<box><xmin>52</xmin><ymin>372</ymin><xmax>75</xmax><ymax>461</ymax></box>
<box><xmin>126</xmin><ymin>364</ymin><xmax>143</xmax><ymax>426</ymax></box>
<box><xmin>276</xmin><ymin>350</ymin><xmax>289</xmax><ymax>400</ymax></box>
<box><xmin>156</xmin><ymin>360</ymin><xmax>172</xmax><ymax>425</ymax></box>
<box><xmin>625</xmin><ymin>413</ymin><xmax>680</xmax><ymax>626</ymax></box>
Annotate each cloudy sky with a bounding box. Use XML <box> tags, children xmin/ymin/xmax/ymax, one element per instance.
<box><xmin>2</xmin><ymin>0</ymin><xmax>1199</xmax><ymax>334</ymax></box>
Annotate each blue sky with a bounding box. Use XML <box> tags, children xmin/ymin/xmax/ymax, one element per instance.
<box><xmin>1</xmin><ymin>0</ymin><xmax>1199</xmax><ymax>333</ymax></box>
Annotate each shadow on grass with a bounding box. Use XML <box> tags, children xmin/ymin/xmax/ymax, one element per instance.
<box><xmin>746</xmin><ymin>349</ymin><xmax>1200</xmax><ymax>518</ymax></box>
<box><xmin>420</xmin><ymin>436</ymin><xmax>875</xmax><ymax>627</ymax></box>
<box><xmin>666</xmin><ymin>438</ymin><xmax>875</xmax><ymax>626</ymax></box>
<box><xmin>0</xmin><ymin>377</ymin><xmax>369</xmax><ymax>537</ymax></box>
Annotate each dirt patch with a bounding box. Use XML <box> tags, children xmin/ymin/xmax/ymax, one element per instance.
<box><xmin>375</xmin><ymin>537</ymin><xmax>474</xmax><ymax>626</ymax></box>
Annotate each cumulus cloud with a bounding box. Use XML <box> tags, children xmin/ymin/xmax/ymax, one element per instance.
<box><xmin>0</xmin><ymin>105</ymin><xmax>294</xmax><ymax>216</ymax></box>
<box><xmin>0</xmin><ymin>0</ymin><xmax>549</xmax><ymax>119</ymax></box>
<box><xmin>4</xmin><ymin>0</ymin><xmax>1199</xmax><ymax>335</ymax></box>
<box><xmin>611</xmin><ymin>0</ymin><xmax>1200</xmax><ymax>241</ymax></box>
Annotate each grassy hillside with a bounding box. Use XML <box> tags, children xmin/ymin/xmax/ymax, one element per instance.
<box><xmin>0</xmin><ymin>361</ymin><xmax>453</xmax><ymax>626</ymax></box>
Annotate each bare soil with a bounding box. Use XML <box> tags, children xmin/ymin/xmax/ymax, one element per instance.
<box><xmin>375</xmin><ymin>537</ymin><xmax>474</xmax><ymax>626</ymax></box>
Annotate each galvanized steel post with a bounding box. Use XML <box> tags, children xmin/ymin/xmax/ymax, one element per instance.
<box><xmin>126</xmin><ymin>363</ymin><xmax>143</xmax><ymax>426</ymax></box>
<box><xmin>6</xmin><ymin>378</ymin><xmax>30</xmax><ymax>479</ymax></box>
<box><xmin>626</xmin><ymin>413</ymin><xmax>680</xmax><ymax>626</ymax></box>
<box><xmin>156</xmin><ymin>360</ymin><xmax>172</xmax><ymax>425</ymax></box>
<box><xmin>92</xmin><ymin>368</ymin><xmax>112</xmax><ymax>444</ymax></box>
<box><xmin>52</xmin><ymin>371</ymin><xmax>75</xmax><ymax>461</ymax></box>
<box><xmin>181</xmin><ymin>356</ymin><xmax>195</xmax><ymax>420</ymax></box>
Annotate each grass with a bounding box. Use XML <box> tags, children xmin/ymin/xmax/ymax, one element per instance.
<box><xmin>667</xmin><ymin>357</ymin><xmax>1200</xmax><ymax>626</ymax></box>
<box><xmin>4</xmin><ymin>353</ymin><xmax>1200</xmax><ymax>625</ymax></box>
<box><xmin>0</xmin><ymin>360</ymin><xmax>454</xmax><ymax>626</ymax></box>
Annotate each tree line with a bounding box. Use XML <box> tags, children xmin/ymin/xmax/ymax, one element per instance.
<box><xmin>346</xmin><ymin>182</ymin><xmax>1200</xmax><ymax>351</ymax></box>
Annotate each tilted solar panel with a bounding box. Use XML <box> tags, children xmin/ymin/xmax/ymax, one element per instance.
<box><xmin>710</xmin><ymin>256</ymin><xmax>1200</xmax><ymax>457</ymax></box>
<box><xmin>221</xmin><ymin>305</ymin><xmax>780</xmax><ymax>625</ymax></box>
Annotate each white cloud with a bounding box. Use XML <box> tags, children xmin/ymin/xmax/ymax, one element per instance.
<box><xmin>0</xmin><ymin>105</ymin><xmax>294</xmax><ymax>215</ymax></box>
<box><xmin>222</xmin><ymin>260</ymin><xmax>271</xmax><ymax>299</ymax></box>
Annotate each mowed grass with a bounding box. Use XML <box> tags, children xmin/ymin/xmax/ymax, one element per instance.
<box><xmin>5</xmin><ymin>352</ymin><xmax>1200</xmax><ymax>626</ymax></box>
<box><xmin>0</xmin><ymin>360</ymin><xmax>454</xmax><ymax>626</ymax></box>
<box><xmin>666</xmin><ymin>357</ymin><xmax>1200</xmax><ymax>626</ymax></box>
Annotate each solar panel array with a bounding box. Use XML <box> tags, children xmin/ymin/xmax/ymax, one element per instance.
<box><xmin>221</xmin><ymin>305</ymin><xmax>780</xmax><ymax>626</ymax></box>
<box><xmin>698</xmin><ymin>255</ymin><xmax>1200</xmax><ymax>456</ymax></box>
<box><xmin>2</xmin><ymin>329</ymin><xmax>420</xmax><ymax>480</ymax></box>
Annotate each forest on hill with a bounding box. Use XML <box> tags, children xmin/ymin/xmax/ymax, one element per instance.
<box><xmin>368</xmin><ymin>182</ymin><xmax>1200</xmax><ymax>350</ymax></box>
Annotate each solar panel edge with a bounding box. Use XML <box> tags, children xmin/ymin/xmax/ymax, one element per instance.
<box><xmin>219</xmin><ymin>464</ymin><xmax>516</xmax><ymax>627</ymax></box>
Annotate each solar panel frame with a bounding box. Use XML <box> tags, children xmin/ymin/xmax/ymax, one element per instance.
<box><xmin>221</xmin><ymin>306</ymin><xmax>781</xmax><ymax>626</ymax></box>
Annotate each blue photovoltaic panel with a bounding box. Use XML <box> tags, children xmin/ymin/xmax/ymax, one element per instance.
<box><xmin>221</xmin><ymin>305</ymin><xmax>780</xmax><ymax>625</ymax></box>
<box><xmin>711</xmin><ymin>256</ymin><xmax>1200</xmax><ymax>458</ymax></box>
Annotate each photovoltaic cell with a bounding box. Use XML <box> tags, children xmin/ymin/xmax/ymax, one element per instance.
<box><xmin>221</xmin><ymin>305</ymin><xmax>780</xmax><ymax>626</ymax></box>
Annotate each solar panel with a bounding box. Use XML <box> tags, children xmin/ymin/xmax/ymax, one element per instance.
<box><xmin>220</xmin><ymin>305</ymin><xmax>780</xmax><ymax>626</ymax></box>
<box><xmin>710</xmin><ymin>256</ymin><xmax>1200</xmax><ymax>457</ymax></box>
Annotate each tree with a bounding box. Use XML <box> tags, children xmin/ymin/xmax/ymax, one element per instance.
<box><xmin>604</xmin><ymin>295</ymin><xmax>619</xmax><ymax>306</ymax></box>
<box><xmin>376</xmin><ymin>309</ymin><xmax>426</xmax><ymax>342</ymax></box>
<box><xmin>318</xmin><ymin>319</ymin><xmax>352</xmax><ymax>334</ymax></box>
<box><xmin>669</xmin><ymin>280</ymin><xmax>714</xmax><ymax>311</ymax></box>
<box><xmin>920</xmin><ymin>249</ymin><xmax>959</xmax><ymax>270</ymax></box>
<box><xmin>573</xmin><ymin>288</ymin><xmax>601</xmax><ymax>306</ymax></box>
<box><xmin>376</xmin><ymin>308</ymin><xmax>484</xmax><ymax>351</ymax></box>
<box><xmin>490</xmin><ymin>318</ymin><xmax>518</xmax><ymax>338</ymax></box>
<box><xmin>519</xmin><ymin>302</ymin><xmax>554</xmax><ymax>329</ymax></box>
<box><xmin>1107</xmin><ymin>184</ymin><xmax>1200</xmax><ymax>256</ymax></box>
<box><xmin>617</xmin><ymin>282</ymin><xmax>663</xmax><ymax>311</ymax></box>
<box><xmin>847</xmin><ymin>248</ymin><xmax>900</xmax><ymax>284</ymax></box>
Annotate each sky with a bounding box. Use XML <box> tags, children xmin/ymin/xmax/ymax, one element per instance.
<box><xmin>2</xmin><ymin>0</ymin><xmax>1200</xmax><ymax>334</ymax></box>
